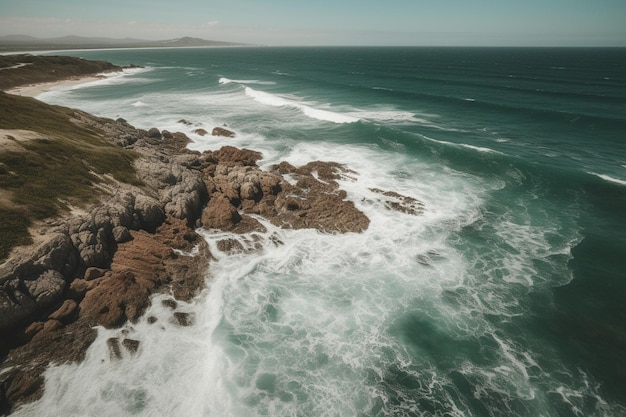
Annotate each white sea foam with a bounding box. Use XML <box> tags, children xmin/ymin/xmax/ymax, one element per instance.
<box><xmin>460</xmin><ymin>144</ymin><xmax>502</xmax><ymax>154</ymax></box>
<box><xmin>219</xmin><ymin>77</ymin><xmax>276</xmax><ymax>85</ymax></box>
<box><xmin>421</xmin><ymin>136</ymin><xmax>503</xmax><ymax>155</ymax></box>
<box><xmin>244</xmin><ymin>86</ymin><xmax>359</xmax><ymax>124</ymax></box>
<box><xmin>349</xmin><ymin>109</ymin><xmax>463</xmax><ymax>131</ymax></box>
<box><xmin>590</xmin><ymin>172</ymin><xmax>626</xmax><ymax>186</ymax></box>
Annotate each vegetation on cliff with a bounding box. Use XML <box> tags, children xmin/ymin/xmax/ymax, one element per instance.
<box><xmin>0</xmin><ymin>92</ymin><xmax>140</xmax><ymax>261</ymax></box>
<box><xmin>0</xmin><ymin>54</ymin><xmax>120</xmax><ymax>91</ymax></box>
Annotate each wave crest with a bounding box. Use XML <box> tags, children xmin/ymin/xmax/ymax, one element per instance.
<box><xmin>244</xmin><ymin>86</ymin><xmax>359</xmax><ymax>124</ymax></box>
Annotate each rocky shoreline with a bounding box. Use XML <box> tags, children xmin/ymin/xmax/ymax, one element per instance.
<box><xmin>0</xmin><ymin>75</ymin><xmax>423</xmax><ymax>415</ymax></box>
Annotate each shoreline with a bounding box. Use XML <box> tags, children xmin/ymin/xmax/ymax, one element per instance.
<box><xmin>4</xmin><ymin>74</ymin><xmax>105</xmax><ymax>97</ymax></box>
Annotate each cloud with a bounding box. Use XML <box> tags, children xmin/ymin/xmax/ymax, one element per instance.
<box><xmin>207</xmin><ymin>20</ymin><xmax>219</xmax><ymax>27</ymax></box>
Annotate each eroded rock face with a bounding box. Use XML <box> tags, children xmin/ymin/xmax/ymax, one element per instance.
<box><xmin>201</xmin><ymin>148</ymin><xmax>370</xmax><ymax>235</ymax></box>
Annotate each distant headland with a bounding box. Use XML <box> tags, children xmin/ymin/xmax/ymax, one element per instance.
<box><xmin>0</xmin><ymin>35</ymin><xmax>251</xmax><ymax>52</ymax></box>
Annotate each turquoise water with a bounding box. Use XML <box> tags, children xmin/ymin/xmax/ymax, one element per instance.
<box><xmin>15</xmin><ymin>47</ymin><xmax>626</xmax><ymax>416</ymax></box>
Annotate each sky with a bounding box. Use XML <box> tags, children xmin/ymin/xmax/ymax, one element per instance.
<box><xmin>0</xmin><ymin>0</ymin><xmax>625</xmax><ymax>46</ymax></box>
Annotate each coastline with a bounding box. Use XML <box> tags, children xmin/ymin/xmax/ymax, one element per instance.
<box><xmin>4</xmin><ymin>74</ymin><xmax>105</xmax><ymax>97</ymax></box>
<box><xmin>0</xmin><ymin>57</ymin><xmax>393</xmax><ymax>412</ymax></box>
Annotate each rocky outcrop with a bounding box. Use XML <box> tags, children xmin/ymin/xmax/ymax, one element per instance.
<box><xmin>0</xmin><ymin>98</ymin><xmax>424</xmax><ymax>413</ymax></box>
<box><xmin>369</xmin><ymin>188</ymin><xmax>425</xmax><ymax>216</ymax></box>
<box><xmin>0</xmin><ymin>114</ymin><xmax>212</xmax><ymax>413</ymax></box>
<box><xmin>211</xmin><ymin>126</ymin><xmax>235</xmax><ymax>138</ymax></box>
<box><xmin>200</xmin><ymin>147</ymin><xmax>370</xmax><ymax>237</ymax></box>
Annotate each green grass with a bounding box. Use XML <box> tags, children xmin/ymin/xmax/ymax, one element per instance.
<box><xmin>0</xmin><ymin>54</ymin><xmax>120</xmax><ymax>90</ymax></box>
<box><xmin>0</xmin><ymin>92</ymin><xmax>141</xmax><ymax>261</ymax></box>
<box><xmin>0</xmin><ymin>209</ymin><xmax>33</xmax><ymax>261</ymax></box>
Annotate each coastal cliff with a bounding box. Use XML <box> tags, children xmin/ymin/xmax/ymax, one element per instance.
<box><xmin>0</xmin><ymin>57</ymin><xmax>422</xmax><ymax>414</ymax></box>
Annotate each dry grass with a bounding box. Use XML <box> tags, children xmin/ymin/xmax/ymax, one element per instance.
<box><xmin>0</xmin><ymin>92</ymin><xmax>140</xmax><ymax>261</ymax></box>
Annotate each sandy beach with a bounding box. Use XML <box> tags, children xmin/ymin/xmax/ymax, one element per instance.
<box><xmin>4</xmin><ymin>75</ymin><xmax>104</xmax><ymax>97</ymax></box>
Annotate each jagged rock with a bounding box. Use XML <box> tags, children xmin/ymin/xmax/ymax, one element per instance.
<box><xmin>134</xmin><ymin>195</ymin><xmax>165</xmax><ymax>232</ymax></box>
<box><xmin>24</xmin><ymin>270</ymin><xmax>65</xmax><ymax>312</ymax></box>
<box><xmin>122</xmin><ymin>338</ymin><xmax>140</xmax><ymax>354</ymax></box>
<box><xmin>70</xmin><ymin>229</ymin><xmax>108</xmax><ymax>268</ymax></box>
<box><xmin>112</xmin><ymin>225</ymin><xmax>132</xmax><ymax>243</ymax></box>
<box><xmin>201</xmin><ymin>194</ymin><xmax>242</xmax><ymax>230</ymax></box>
<box><xmin>212</xmin><ymin>146</ymin><xmax>261</xmax><ymax>167</ymax></box>
<box><xmin>370</xmin><ymin>188</ymin><xmax>425</xmax><ymax>215</ymax></box>
<box><xmin>216</xmin><ymin>238</ymin><xmax>245</xmax><ymax>254</ymax></box>
<box><xmin>147</xmin><ymin>127</ymin><xmax>162</xmax><ymax>139</ymax></box>
<box><xmin>0</xmin><ymin>233</ymin><xmax>76</xmax><ymax>287</ymax></box>
<box><xmin>193</xmin><ymin>128</ymin><xmax>208</xmax><ymax>136</ymax></box>
<box><xmin>78</xmin><ymin>231</ymin><xmax>172</xmax><ymax>327</ymax></box>
<box><xmin>107</xmin><ymin>337</ymin><xmax>122</xmax><ymax>360</ymax></box>
<box><xmin>275</xmin><ymin>161</ymin><xmax>297</xmax><ymax>174</ymax></box>
<box><xmin>212</xmin><ymin>126</ymin><xmax>235</xmax><ymax>138</ymax></box>
<box><xmin>199</xmin><ymin>152</ymin><xmax>369</xmax><ymax>234</ymax></box>
<box><xmin>173</xmin><ymin>312</ymin><xmax>193</xmax><ymax>327</ymax></box>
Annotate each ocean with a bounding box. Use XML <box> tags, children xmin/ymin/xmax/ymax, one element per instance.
<box><xmin>14</xmin><ymin>47</ymin><xmax>626</xmax><ymax>416</ymax></box>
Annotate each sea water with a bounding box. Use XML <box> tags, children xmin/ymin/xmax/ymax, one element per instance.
<box><xmin>13</xmin><ymin>47</ymin><xmax>626</xmax><ymax>416</ymax></box>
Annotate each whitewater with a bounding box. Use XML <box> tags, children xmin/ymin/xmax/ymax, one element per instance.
<box><xmin>12</xmin><ymin>47</ymin><xmax>626</xmax><ymax>416</ymax></box>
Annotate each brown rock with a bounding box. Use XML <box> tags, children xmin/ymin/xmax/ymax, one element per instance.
<box><xmin>42</xmin><ymin>319</ymin><xmax>64</xmax><ymax>333</ymax></box>
<box><xmin>155</xmin><ymin>217</ymin><xmax>202</xmax><ymax>252</ymax></box>
<box><xmin>107</xmin><ymin>337</ymin><xmax>122</xmax><ymax>360</ymax></box>
<box><xmin>147</xmin><ymin>127</ymin><xmax>162</xmax><ymax>139</ymax></box>
<box><xmin>172</xmin><ymin>312</ymin><xmax>193</xmax><ymax>327</ymax></box>
<box><xmin>212</xmin><ymin>146</ymin><xmax>261</xmax><ymax>167</ymax></box>
<box><xmin>201</xmin><ymin>194</ymin><xmax>242</xmax><ymax>230</ymax></box>
<box><xmin>68</xmin><ymin>278</ymin><xmax>98</xmax><ymax>300</ymax></box>
<box><xmin>84</xmin><ymin>267</ymin><xmax>106</xmax><ymax>281</ymax></box>
<box><xmin>23</xmin><ymin>322</ymin><xmax>45</xmax><ymax>340</ymax></box>
<box><xmin>122</xmin><ymin>338</ymin><xmax>140</xmax><ymax>354</ymax></box>
<box><xmin>48</xmin><ymin>299</ymin><xmax>78</xmax><ymax>323</ymax></box>
<box><xmin>370</xmin><ymin>188</ymin><xmax>425</xmax><ymax>215</ymax></box>
<box><xmin>78</xmin><ymin>231</ymin><xmax>172</xmax><ymax>327</ymax></box>
<box><xmin>216</xmin><ymin>238</ymin><xmax>245</xmax><ymax>254</ymax></box>
<box><xmin>161</xmin><ymin>298</ymin><xmax>178</xmax><ymax>309</ymax></box>
<box><xmin>211</xmin><ymin>126</ymin><xmax>235</xmax><ymax>138</ymax></box>
<box><xmin>193</xmin><ymin>128</ymin><xmax>208</xmax><ymax>136</ymax></box>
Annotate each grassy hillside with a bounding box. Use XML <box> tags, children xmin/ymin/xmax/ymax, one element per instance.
<box><xmin>0</xmin><ymin>92</ymin><xmax>140</xmax><ymax>261</ymax></box>
<box><xmin>0</xmin><ymin>54</ymin><xmax>120</xmax><ymax>90</ymax></box>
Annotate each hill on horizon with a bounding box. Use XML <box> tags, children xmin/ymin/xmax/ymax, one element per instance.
<box><xmin>0</xmin><ymin>35</ymin><xmax>250</xmax><ymax>51</ymax></box>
